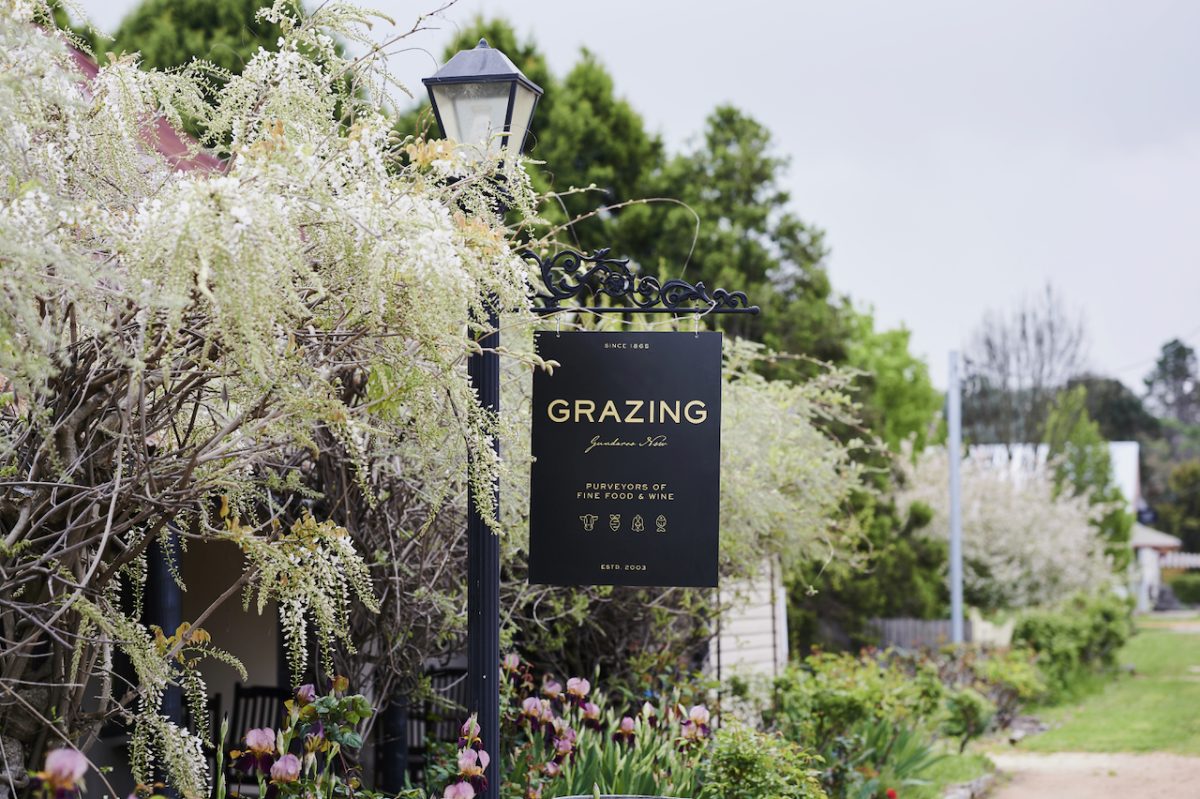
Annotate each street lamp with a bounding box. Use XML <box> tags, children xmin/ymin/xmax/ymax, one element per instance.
<box><xmin>423</xmin><ymin>37</ymin><xmax>542</xmax><ymax>799</ymax></box>
<box><xmin>422</xmin><ymin>38</ymin><xmax>543</xmax><ymax>161</ymax></box>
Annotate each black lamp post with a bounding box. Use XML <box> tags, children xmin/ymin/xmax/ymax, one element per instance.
<box><xmin>423</xmin><ymin>40</ymin><xmax>543</xmax><ymax>799</ymax></box>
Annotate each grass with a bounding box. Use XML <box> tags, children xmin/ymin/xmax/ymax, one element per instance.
<box><xmin>909</xmin><ymin>752</ymin><xmax>994</xmax><ymax>799</ymax></box>
<box><xmin>1018</xmin><ymin>616</ymin><xmax>1200</xmax><ymax>754</ymax></box>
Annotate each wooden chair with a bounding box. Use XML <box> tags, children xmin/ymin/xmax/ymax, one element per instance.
<box><xmin>375</xmin><ymin>669</ymin><xmax>468</xmax><ymax>785</ymax></box>
<box><xmin>224</xmin><ymin>684</ymin><xmax>291</xmax><ymax>795</ymax></box>
<box><xmin>228</xmin><ymin>684</ymin><xmax>291</xmax><ymax>742</ymax></box>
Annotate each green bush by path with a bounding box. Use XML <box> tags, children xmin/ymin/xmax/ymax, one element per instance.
<box><xmin>1020</xmin><ymin>618</ymin><xmax>1200</xmax><ymax>754</ymax></box>
<box><xmin>941</xmin><ymin>688</ymin><xmax>996</xmax><ymax>753</ymax></box>
<box><xmin>1169</xmin><ymin>572</ymin><xmax>1200</xmax><ymax>605</ymax></box>
<box><xmin>1012</xmin><ymin>592</ymin><xmax>1134</xmax><ymax>700</ymax></box>
<box><xmin>699</xmin><ymin>722</ymin><xmax>828</xmax><ymax>799</ymax></box>
<box><xmin>756</xmin><ymin>648</ymin><xmax>1033</xmax><ymax>798</ymax></box>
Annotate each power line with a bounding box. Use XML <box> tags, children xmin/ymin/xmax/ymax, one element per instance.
<box><xmin>1108</xmin><ymin>324</ymin><xmax>1200</xmax><ymax>377</ymax></box>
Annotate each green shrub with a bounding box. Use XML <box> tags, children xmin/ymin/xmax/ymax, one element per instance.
<box><xmin>766</xmin><ymin>652</ymin><xmax>944</xmax><ymax>750</ymax></box>
<box><xmin>928</xmin><ymin>646</ymin><xmax>1045</xmax><ymax>727</ymax></box>
<box><xmin>1013</xmin><ymin>592</ymin><xmax>1133</xmax><ymax>698</ymax></box>
<box><xmin>765</xmin><ymin>653</ymin><xmax>945</xmax><ymax>799</ymax></box>
<box><xmin>699</xmin><ymin>722</ymin><xmax>828</xmax><ymax>799</ymax></box>
<box><xmin>941</xmin><ymin>687</ymin><xmax>996</xmax><ymax>753</ymax></box>
<box><xmin>1170</xmin><ymin>573</ymin><xmax>1200</xmax><ymax>605</ymax></box>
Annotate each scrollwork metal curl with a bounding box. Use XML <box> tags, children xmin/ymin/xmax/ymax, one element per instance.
<box><xmin>521</xmin><ymin>248</ymin><xmax>758</xmax><ymax>315</ymax></box>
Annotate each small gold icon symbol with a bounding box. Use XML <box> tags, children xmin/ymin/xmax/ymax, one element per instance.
<box><xmin>609</xmin><ymin>514</ymin><xmax>621</xmax><ymax>532</ymax></box>
<box><xmin>632</xmin><ymin>514</ymin><xmax>645</xmax><ymax>533</ymax></box>
<box><xmin>580</xmin><ymin>514</ymin><xmax>598</xmax><ymax>531</ymax></box>
<box><xmin>655</xmin><ymin>515</ymin><xmax>667</xmax><ymax>533</ymax></box>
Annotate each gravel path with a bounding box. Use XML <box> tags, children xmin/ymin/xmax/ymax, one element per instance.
<box><xmin>988</xmin><ymin>751</ymin><xmax>1200</xmax><ymax>798</ymax></box>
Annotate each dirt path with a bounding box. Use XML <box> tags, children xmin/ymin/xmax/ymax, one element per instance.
<box><xmin>989</xmin><ymin>751</ymin><xmax>1200</xmax><ymax>798</ymax></box>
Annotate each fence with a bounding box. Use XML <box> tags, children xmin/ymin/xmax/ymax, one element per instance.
<box><xmin>870</xmin><ymin>618</ymin><xmax>969</xmax><ymax>649</ymax></box>
<box><xmin>1163</xmin><ymin>552</ymin><xmax>1200</xmax><ymax>570</ymax></box>
<box><xmin>870</xmin><ymin>611</ymin><xmax>1014</xmax><ymax>650</ymax></box>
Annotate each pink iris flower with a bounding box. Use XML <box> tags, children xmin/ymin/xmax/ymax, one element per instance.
<box><xmin>40</xmin><ymin>749</ymin><xmax>88</xmax><ymax>792</ymax></box>
<box><xmin>565</xmin><ymin>677</ymin><xmax>590</xmax><ymax>703</ymax></box>
<box><xmin>458</xmin><ymin>714</ymin><xmax>482</xmax><ymax>750</ymax></box>
<box><xmin>234</xmin><ymin>727</ymin><xmax>277</xmax><ymax>774</ymax></box>
<box><xmin>443</xmin><ymin>782</ymin><xmax>476</xmax><ymax>799</ymax></box>
<box><xmin>270</xmin><ymin>754</ymin><xmax>301</xmax><ymax>783</ymax></box>
<box><xmin>613</xmin><ymin>715</ymin><xmax>636</xmax><ymax>746</ymax></box>
<box><xmin>244</xmin><ymin>728</ymin><xmax>276</xmax><ymax>753</ymax></box>
<box><xmin>294</xmin><ymin>684</ymin><xmax>316</xmax><ymax>706</ymax></box>
<box><xmin>457</xmin><ymin>749</ymin><xmax>490</xmax><ymax>778</ymax></box>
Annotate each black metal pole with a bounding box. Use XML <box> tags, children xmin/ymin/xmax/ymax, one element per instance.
<box><xmin>467</xmin><ymin>306</ymin><xmax>501</xmax><ymax>799</ymax></box>
<box><xmin>377</xmin><ymin>698</ymin><xmax>409</xmax><ymax>792</ymax></box>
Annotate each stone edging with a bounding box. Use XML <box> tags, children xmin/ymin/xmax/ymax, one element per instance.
<box><xmin>943</xmin><ymin>772</ymin><xmax>996</xmax><ymax>799</ymax></box>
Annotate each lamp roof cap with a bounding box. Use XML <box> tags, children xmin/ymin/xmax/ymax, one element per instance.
<box><xmin>422</xmin><ymin>37</ymin><xmax>543</xmax><ymax>95</ymax></box>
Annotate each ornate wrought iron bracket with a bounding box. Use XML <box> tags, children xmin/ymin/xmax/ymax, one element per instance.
<box><xmin>522</xmin><ymin>248</ymin><xmax>759</xmax><ymax>316</ymax></box>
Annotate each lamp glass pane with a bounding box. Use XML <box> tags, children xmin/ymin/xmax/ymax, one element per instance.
<box><xmin>504</xmin><ymin>83</ymin><xmax>539</xmax><ymax>160</ymax></box>
<box><xmin>431</xmin><ymin>82</ymin><xmax>512</xmax><ymax>159</ymax></box>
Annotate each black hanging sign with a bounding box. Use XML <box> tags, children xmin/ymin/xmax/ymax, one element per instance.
<box><xmin>528</xmin><ymin>331</ymin><xmax>722</xmax><ymax>587</ymax></box>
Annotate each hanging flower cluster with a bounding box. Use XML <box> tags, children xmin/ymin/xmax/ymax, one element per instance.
<box><xmin>2</xmin><ymin>1</ymin><xmax>549</xmax><ymax>797</ymax></box>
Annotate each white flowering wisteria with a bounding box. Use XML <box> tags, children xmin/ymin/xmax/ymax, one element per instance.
<box><xmin>0</xmin><ymin>2</ymin><xmax>541</xmax><ymax>794</ymax></box>
<box><xmin>900</xmin><ymin>447</ymin><xmax>1115</xmax><ymax>610</ymax></box>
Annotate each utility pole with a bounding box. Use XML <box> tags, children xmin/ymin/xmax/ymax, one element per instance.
<box><xmin>948</xmin><ymin>351</ymin><xmax>964</xmax><ymax>644</ymax></box>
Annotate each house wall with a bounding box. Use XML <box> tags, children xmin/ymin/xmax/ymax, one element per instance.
<box><xmin>85</xmin><ymin>541</ymin><xmax>281</xmax><ymax>798</ymax></box>
<box><xmin>711</xmin><ymin>558</ymin><xmax>788</xmax><ymax>681</ymax></box>
<box><xmin>182</xmin><ymin>540</ymin><xmax>282</xmax><ymax>731</ymax></box>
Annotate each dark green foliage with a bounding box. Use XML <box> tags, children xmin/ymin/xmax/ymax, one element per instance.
<box><xmin>533</xmin><ymin>50</ymin><xmax>662</xmax><ymax>250</ymax></box>
<box><xmin>1012</xmin><ymin>593</ymin><xmax>1134</xmax><ymax>699</ymax></box>
<box><xmin>1043</xmin><ymin>386</ymin><xmax>1134</xmax><ymax>568</ymax></box>
<box><xmin>1169</xmin><ymin>572</ymin><xmax>1200</xmax><ymax>605</ymax></box>
<box><xmin>1140</xmin><ymin>339</ymin><xmax>1200</xmax><ymax>533</ymax></box>
<box><xmin>1157</xmin><ymin>460</ymin><xmax>1200</xmax><ymax>551</ymax></box>
<box><xmin>788</xmin><ymin>497</ymin><xmax>947</xmax><ymax>652</ymax></box>
<box><xmin>110</xmin><ymin>0</ymin><xmax>295</xmax><ymax>76</ymax></box>
<box><xmin>616</xmin><ymin>105</ymin><xmax>847</xmax><ymax>376</ymax></box>
<box><xmin>1065</xmin><ymin>374</ymin><xmax>1159</xmax><ymax>441</ymax></box>
<box><xmin>699</xmin><ymin>723</ymin><xmax>828</xmax><ymax>799</ymax></box>
<box><xmin>1144</xmin><ymin>338</ymin><xmax>1200</xmax><ymax>425</ymax></box>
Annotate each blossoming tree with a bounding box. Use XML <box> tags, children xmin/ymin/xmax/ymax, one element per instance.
<box><xmin>900</xmin><ymin>448</ymin><xmax>1114</xmax><ymax>610</ymax></box>
<box><xmin>0</xmin><ymin>1</ymin><xmax>538</xmax><ymax>794</ymax></box>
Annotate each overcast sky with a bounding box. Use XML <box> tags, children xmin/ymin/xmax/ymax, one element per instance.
<box><xmin>77</xmin><ymin>0</ymin><xmax>1200</xmax><ymax>388</ymax></box>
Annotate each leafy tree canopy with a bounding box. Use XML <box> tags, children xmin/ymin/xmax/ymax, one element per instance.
<box><xmin>1043</xmin><ymin>386</ymin><xmax>1134</xmax><ymax>568</ymax></box>
<box><xmin>845</xmin><ymin>310</ymin><xmax>941</xmax><ymax>452</ymax></box>
<box><xmin>1144</xmin><ymin>337</ymin><xmax>1200</xmax><ymax>425</ymax></box>
<box><xmin>1066</xmin><ymin>373</ymin><xmax>1159</xmax><ymax>442</ymax></box>
<box><xmin>109</xmin><ymin>0</ymin><xmax>296</xmax><ymax>75</ymax></box>
<box><xmin>1158</xmin><ymin>461</ymin><xmax>1200</xmax><ymax>551</ymax></box>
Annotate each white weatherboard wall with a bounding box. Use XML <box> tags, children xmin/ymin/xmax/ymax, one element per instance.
<box><xmin>712</xmin><ymin>558</ymin><xmax>788</xmax><ymax>680</ymax></box>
